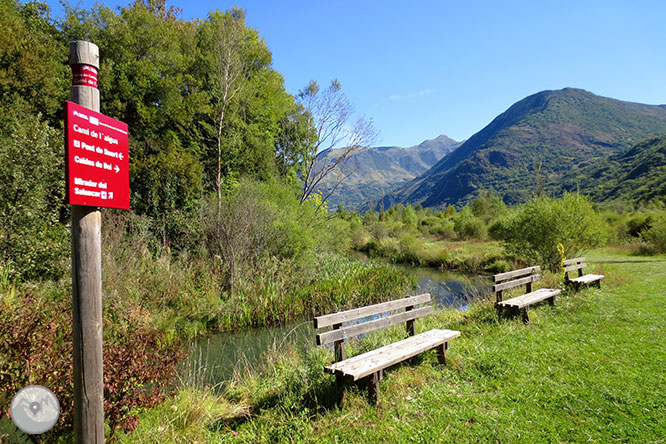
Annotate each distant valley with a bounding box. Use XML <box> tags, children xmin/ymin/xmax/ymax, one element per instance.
<box><xmin>313</xmin><ymin>135</ymin><xmax>461</xmax><ymax>210</ymax></box>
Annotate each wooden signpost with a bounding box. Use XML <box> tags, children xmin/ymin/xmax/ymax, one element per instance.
<box><xmin>67</xmin><ymin>40</ymin><xmax>129</xmax><ymax>443</ymax></box>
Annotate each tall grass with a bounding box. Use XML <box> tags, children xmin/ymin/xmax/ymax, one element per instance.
<box><xmin>119</xmin><ymin>249</ymin><xmax>666</xmax><ymax>443</ymax></box>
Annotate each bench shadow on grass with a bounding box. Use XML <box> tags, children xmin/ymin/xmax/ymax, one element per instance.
<box><xmin>210</xmin><ymin>375</ymin><xmax>343</xmax><ymax>432</ymax></box>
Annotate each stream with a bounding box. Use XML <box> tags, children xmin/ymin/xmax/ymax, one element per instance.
<box><xmin>183</xmin><ymin>265</ymin><xmax>491</xmax><ymax>386</ymax></box>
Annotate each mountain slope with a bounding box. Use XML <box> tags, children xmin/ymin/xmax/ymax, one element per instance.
<box><xmin>554</xmin><ymin>135</ymin><xmax>666</xmax><ymax>203</ymax></box>
<box><xmin>380</xmin><ymin>88</ymin><xmax>666</xmax><ymax>208</ymax></box>
<box><xmin>314</xmin><ymin>135</ymin><xmax>461</xmax><ymax>210</ymax></box>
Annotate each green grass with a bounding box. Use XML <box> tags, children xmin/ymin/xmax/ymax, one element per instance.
<box><xmin>120</xmin><ymin>250</ymin><xmax>666</xmax><ymax>443</ymax></box>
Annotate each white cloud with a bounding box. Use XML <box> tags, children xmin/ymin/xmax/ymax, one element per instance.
<box><xmin>389</xmin><ymin>89</ymin><xmax>433</xmax><ymax>101</ymax></box>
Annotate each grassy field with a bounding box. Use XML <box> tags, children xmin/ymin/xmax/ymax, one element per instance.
<box><xmin>120</xmin><ymin>250</ymin><xmax>666</xmax><ymax>443</ymax></box>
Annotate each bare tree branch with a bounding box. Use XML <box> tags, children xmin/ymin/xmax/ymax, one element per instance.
<box><xmin>297</xmin><ymin>80</ymin><xmax>377</xmax><ymax>208</ymax></box>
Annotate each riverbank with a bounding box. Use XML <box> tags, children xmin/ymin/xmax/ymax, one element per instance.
<box><xmin>119</xmin><ymin>249</ymin><xmax>666</xmax><ymax>443</ymax></box>
<box><xmin>356</xmin><ymin>238</ymin><xmax>513</xmax><ymax>274</ymax></box>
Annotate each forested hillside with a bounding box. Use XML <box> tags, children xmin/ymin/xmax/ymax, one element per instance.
<box><xmin>554</xmin><ymin>135</ymin><xmax>666</xmax><ymax>203</ymax></box>
<box><xmin>380</xmin><ymin>88</ymin><xmax>666</xmax><ymax>209</ymax></box>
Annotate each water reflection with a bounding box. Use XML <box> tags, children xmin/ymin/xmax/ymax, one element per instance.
<box><xmin>397</xmin><ymin>265</ymin><xmax>491</xmax><ymax>310</ymax></box>
<box><xmin>184</xmin><ymin>266</ymin><xmax>491</xmax><ymax>385</ymax></box>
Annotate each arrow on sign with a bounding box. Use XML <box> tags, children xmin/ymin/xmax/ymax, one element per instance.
<box><xmin>114</xmin><ymin>165</ymin><xmax>120</xmax><ymax>173</ymax></box>
<box><xmin>119</xmin><ymin>153</ymin><xmax>124</xmax><ymax>160</ymax></box>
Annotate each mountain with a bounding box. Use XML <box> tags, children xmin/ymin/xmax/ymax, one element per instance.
<box><xmin>314</xmin><ymin>135</ymin><xmax>461</xmax><ymax>210</ymax></box>
<box><xmin>554</xmin><ymin>135</ymin><xmax>666</xmax><ymax>203</ymax></box>
<box><xmin>380</xmin><ymin>88</ymin><xmax>666</xmax><ymax>209</ymax></box>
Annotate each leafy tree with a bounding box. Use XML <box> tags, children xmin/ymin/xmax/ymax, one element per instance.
<box><xmin>0</xmin><ymin>0</ymin><xmax>68</xmax><ymax>124</ymax></box>
<box><xmin>642</xmin><ymin>213</ymin><xmax>666</xmax><ymax>253</ymax></box>
<box><xmin>471</xmin><ymin>189</ymin><xmax>506</xmax><ymax>224</ymax></box>
<box><xmin>492</xmin><ymin>193</ymin><xmax>607</xmax><ymax>271</ymax></box>
<box><xmin>197</xmin><ymin>8</ymin><xmax>249</xmax><ymax>218</ymax></box>
<box><xmin>0</xmin><ymin>114</ymin><xmax>67</xmax><ymax>281</ymax></box>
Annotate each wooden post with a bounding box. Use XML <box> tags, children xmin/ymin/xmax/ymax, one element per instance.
<box><xmin>436</xmin><ymin>342</ymin><xmax>448</xmax><ymax>365</ymax></box>
<box><xmin>405</xmin><ymin>305</ymin><xmax>415</xmax><ymax>337</ymax></box>
<box><xmin>69</xmin><ymin>40</ymin><xmax>104</xmax><ymax>444</ymax></box>
<box><xmin>333</xmin><ymin>323</ymin><xmax>345</xmax><ymax>362</ymax></box>
<box><xmin>367</xmin><ymin>372</ymin><xmax>380</xmax><ymax>405</ymax></box>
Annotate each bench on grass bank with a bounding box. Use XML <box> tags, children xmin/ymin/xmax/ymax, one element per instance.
<box><xmin>564</xmin><ymin>257</ymin><xmax>604</xmax><ymax>291</ymax></box>
<box><xmin>313</xmin><ymin>293</ymin><xmax>460</xmax><ymax>405</ymax></box>
<box><xmin>493</xmin><ymin>266</ymin><xmax>561</xmax><ymax>324</ymax></box>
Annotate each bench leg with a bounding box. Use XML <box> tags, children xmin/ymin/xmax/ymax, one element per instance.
<box><xmin>436</xmin><ymin>342</ymin><xmax>448</xmax><ymax>365</ymax></box>
<box><xmin>367</xmin><ymin>371</ymin><xmax>380</xmax><ymax>405</ymax></box>
<box><xmin>336</xmin><ymin>373</ymin><xmax>345</xmax><ymax>389</ymax></box>
<box><xmin>547</xmin><ymin>296</ymin><xmax>555</xmax><ymax>306</ymax></box>
<box><xmin>521</xmin><ymin>308</ymin><xmax>530</xmax><ymax>324</ymax></box>
<box><xmin>495</xmin><ymin>303</ymin><xmax>503</xmax><ymax>319</ymax></box>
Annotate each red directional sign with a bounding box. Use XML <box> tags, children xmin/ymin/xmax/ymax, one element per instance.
<box><xmin>65</xmin><ymin>101</ymin><xmax>129</xmax><ymax>209</ymax></box>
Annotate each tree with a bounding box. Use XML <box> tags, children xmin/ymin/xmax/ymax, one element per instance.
<box><xmin>296</xmin><ymin>79</ymin><xmax>377</xmax><ymax>209</ymax></box>
<box><xmin>200</xmin><ymin>8</ymin><xmax>249</xmax><ymax>220</ymax></box>
<box><xmin>492</xmin><ymin>193</ymin><xmax>607</xmax><ymax>271</ymax></box>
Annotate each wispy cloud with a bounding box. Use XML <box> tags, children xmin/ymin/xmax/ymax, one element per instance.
<box><xmin>389</xmin><ymin>89</ymin><xmax>433</xmax><ymax>101</ymax></box>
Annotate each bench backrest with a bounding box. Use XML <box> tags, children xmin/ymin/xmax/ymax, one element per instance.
<box><xmin>492</xmin><ymin>266</ymin><xmax>541</xmax><ymax>302</ymax></box>
<box><xmin>563</xmin><ymin>257</ymin><xmax>586</xmax><ymax>279</ymax></box>
<box><xmin>314</xmin><ymin>293</ymin><xmax>432</xmax><ymax>362</ymax></box>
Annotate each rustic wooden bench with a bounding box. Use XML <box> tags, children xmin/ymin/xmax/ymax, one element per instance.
<box><xmin>493</xmin><ymin>266</ymin><xmax>561</xmax><ymax>324</ymax></box>
<box><xmin>313</xmin><ymin>293</ymin><xmax>460</xmax><ymax>405</ymax></box>
<box><xmin>563</xmin><ymin>257</ymin><xmax>604</xmax><ymax>291</ymax></box>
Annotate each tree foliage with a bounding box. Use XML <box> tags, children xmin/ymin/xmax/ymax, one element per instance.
<box><xmin>491</xmin><ymin>193</ymin><xmax>607</xmax><ymax>271</ymax></box>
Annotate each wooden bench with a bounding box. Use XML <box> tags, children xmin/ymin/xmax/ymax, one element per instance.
<box><xmin>564</xmin><ymin>257</ymin><xmax>604</xmax><ymax>291</ymax></box>
<box><xmin>493</xmin><ymin>266</ymin><xmax>561</xmax><ymax>324</ymax></box>
<box><xmin>314</xmin><ymin>293</ymin><xmax>460</xmax><ymax>405</ymax></box>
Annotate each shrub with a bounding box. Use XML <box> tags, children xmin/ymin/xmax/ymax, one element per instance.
<box><xmin>430</xmin><ymin>220</ymin><xmax>456</xmax><ymax>239</ymax></box>
<box><xmin>453</xmin><ymin>207</ymin><xmax>487</xmax><ymax>240</ymax></box>
<box><xmin>0</xmin><ymin>287</ymin><xmax>184</xmax><ymax>438</ymax></box>
<box><xmin>642</xmin><ymin>213</ymin><xmax>666</xmax><ymax>254</ymax></box>
<box><xmin>493</xmin><ymin>193</ymin><xmax>607</xmax><ymax>271</ymax></box>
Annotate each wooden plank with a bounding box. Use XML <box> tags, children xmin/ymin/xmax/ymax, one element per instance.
<box><xmin>314</xmin><ymin>293</ymin><xmax>431</xmax><ymax>329</ymax></box>
<box><xmin>317</xmin><ymin>305</ymin><xmax>433</xmax><ymax>346</ymax></box>
<box><xmin>498</xmin><ymin>288</ymin><xmax>560</xmax><ymax>309</ymax></box>
<box><xmin>326</xmin><ymin>329</ymin><xmax>461</xmax><ymax>380</ymax></box>
<box><xmin>327</xmin><ymin>329</ymin><xmax>458</xmax><ymax>373</ymax></box>
<box><xmin>493</xmin><ymin>266</ymin><xmax>540</xmax><ymax>283</ymax></box>
<box><xmin>329</xmin><ymin>329</ymin><xmax>460</xmax><ymax>374</ymax></box>
<box><xmin>492</xmin><ymin>274</ymin><xmax>541</xmax><ymax>292</ymax></box>
<box><xmin>563</xmin><ymin>257</ymin><xmax>585</xmax><ymax>266</ymax></box>
<box><xmin>564</xmin><ymin>263</ymin><xmax>586</xmax><ymax>272</ymax></box>
<box><xmin>570</xmin><ymin>274</ymin><xmax>604</xmax><ymax>284</ymax></box>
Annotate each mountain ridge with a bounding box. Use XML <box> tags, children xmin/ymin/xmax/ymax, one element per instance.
<box><xmin>314</xmin><ymin>135</ymin><xmax>461</xmax><ymax>210</ymax></box>
<box><xmin>379</xmin><ymin>88</ymin><xmax>666</xmax><ymax>209</ymax></box>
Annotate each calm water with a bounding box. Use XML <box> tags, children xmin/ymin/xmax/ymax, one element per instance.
<box><xmin>183</xmin><ymin>266</ymin><xmax>491</xmax><ymax>385</ymax></box>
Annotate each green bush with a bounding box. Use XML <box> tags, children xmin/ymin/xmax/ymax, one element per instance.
<box><xmin>453</xmin><ymin>207</ymin><xmax>487</xmax><ymax>240</ymax></box>
<box><xmin>0</xmin><ymin>114</ymin><xmax>68</xmax><ymax>282</ymax></box>
<box><xmin>492</xmin><ymin>193</ymin><xmax>607</xmax><ymax>271</ymax></box>
<box><xmin>430</xmin><ymin>219</ymin><xmax>456</xmax><ymax>239</ymax></box>
<box><xmin>642</xmin><ymin>213</ymin><xmax>666</xmax><ymax>253</ymax></box>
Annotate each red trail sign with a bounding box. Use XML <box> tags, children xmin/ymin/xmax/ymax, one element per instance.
<box><xmin>65</xmin><ymin>101</ymin><xmax>129</xmax><ymax>209</ymax></box>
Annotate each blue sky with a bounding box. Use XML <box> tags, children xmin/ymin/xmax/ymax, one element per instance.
<box><xmin>51</xmin><ymin>0</ymin><xmax>666</xmax><ymax>147</ymax></box>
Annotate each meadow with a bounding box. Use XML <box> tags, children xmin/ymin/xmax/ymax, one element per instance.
<box><xmin>117</xmin><ymin>249</ymin><xmax>666</xmax><ymax>443</ymax></box>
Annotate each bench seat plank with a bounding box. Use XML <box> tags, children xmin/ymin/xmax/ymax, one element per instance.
<box><xmin>325</xmin><ymin>329</ymin><xmax>461</xmax><ymax>381</ymax></box>
<box><xmin>570</xmin><ymin>274</ymin><xmax>604</xmax><ymax>285</ymax></box>
<box><xmin>497</xmin><ymin>288</ymin><xmax>561</xmax><ymax>309</ymax></box>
